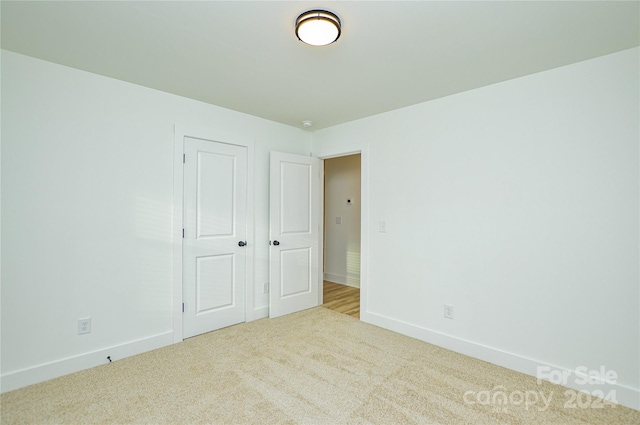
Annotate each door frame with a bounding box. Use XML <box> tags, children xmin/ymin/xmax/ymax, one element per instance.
<box><xmin>314</xmin><ymin>143</ymin><xmax>369</xmax><ymax>322</ymax></box>
<box><xmin>172</xmin><ymin>125</ymin><xmax>255</xmax><ymax>343</ymax></box>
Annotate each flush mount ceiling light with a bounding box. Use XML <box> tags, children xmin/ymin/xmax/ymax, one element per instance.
<box><xmin>295</xmin><ymin>9</ymin><xmax>341</xmax><ymax>46</ymax></box>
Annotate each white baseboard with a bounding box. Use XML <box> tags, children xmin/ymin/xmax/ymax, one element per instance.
<box><xmin>365</xmin><ymin>311</ymin><xmax>639</xmax><ymax>411</ymax></box>
<box><xmin>3</xmin><ymin>306</ymin><xmax>271</xmax><ymax>394</ymax></box>
<box><xmin>251</xmin><ymin>306</ymin><xmax>269</xmax><ymax>321</ymax></box>
<box><xmin>324</xmin><ymin>273</ymin><xmax>360</xmax><ymax>288</ymax></box>
<box><xmin>1</xmin><ymin>331</ymin><xmax>174</xmax><ymax>394</ymax></box>
<box><xmin>324</xmin><ymin>273</ymin><xmax>346</xmax><ymax>284</ymax></box>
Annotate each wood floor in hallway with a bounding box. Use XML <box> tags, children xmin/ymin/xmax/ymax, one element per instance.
<box><xmin>322</xmin><ymin>280</ymin><xmax>360</xmax><ymax>319</ymax></box>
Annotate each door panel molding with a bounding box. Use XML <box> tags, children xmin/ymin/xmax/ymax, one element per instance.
<box><xmin>195</xmin><ymin>253</ymin><xmax>235</xmax><ymax>313</ymax></box>
<box><xmin>280</xmin><ymin>247</ymin><xmax>312</xmax><ymax>297</ymax></box>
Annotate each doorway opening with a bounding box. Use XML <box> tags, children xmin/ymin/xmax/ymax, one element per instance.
<box><xmin>321</xmin><ymin>154</ymin><xmax>361</xmax><ymax>319</ymax></box>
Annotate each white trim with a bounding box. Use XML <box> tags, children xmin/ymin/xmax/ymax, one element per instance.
<box><xmin>323</xmin><ymin>273</ymin><xmax>346</xmax><ymax>285</ymax></box>
<box><xmin>314</xmin><ymin>143</ymin><xmax>369</xmax><ymax>321</ymax></box>
<box><xmin>318</xmin><ymin>159</ymin><xmax>325</xmax><ymax>305</ymax></box>
<box><xmin>245</xmin><ymin>139</ymin><xmax>256</xmax><ymax>322</ymax></box>
<box><xmin>367</xmin><ymin>311</ymin><xmax>640</xmax><ymax>411</ymax></box>
<box><xmin>172</xmin><ymin>126</ymin><xmax>185</xmax><ymax>343</ymax></box>
<box><xmin>323</xmin><ymin>273</ymin><xmax>360</xmax><ymax>288</ymax></box>
<box><xmin>172</xmin><ymin>125</ymin><xmax>256</xmax><ymax>343</ymax></box>
<box><xmin>1</xmin><ymin>331</ymin><xmax>173</xmax><ymax>393</ymax></box>
<box><xmin>252</xmin><ymin>306</ymin><xmax>269</xmax><ymax>320</ymax></box>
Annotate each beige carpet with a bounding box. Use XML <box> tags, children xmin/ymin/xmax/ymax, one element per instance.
<box><xmin>2</xmin><ymin>307</ymin><xmax>638</xmax><ymax>424</ymax></box>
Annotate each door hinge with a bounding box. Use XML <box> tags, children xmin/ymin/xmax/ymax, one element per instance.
<box><xmin>182</xmin><ymin>228</ymin><xmax>185</xmax><ymax>238</ymax></box>
<box><xmin>182</xmin><ymin>303</ymin><xmax>185</xmax><ymax>313</ymax></box>
<box><xmin>183</xmin><ymin>153</ymin><xmax>186</xmax><ymax>163</ymax></box>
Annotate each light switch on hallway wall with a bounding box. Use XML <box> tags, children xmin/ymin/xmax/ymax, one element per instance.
<box><xmin>336</xmin><ymin>217</ymin><xmax>342</xmax><ymax>224</ymax></box>
<box><xmin>379</xmin><ymin>220</ymin><xmax>386</xmax><ymax>233</ymax></box>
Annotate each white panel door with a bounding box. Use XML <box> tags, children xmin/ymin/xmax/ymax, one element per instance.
<box><xmin>269</xmin><ymin>152</ymin><xmax>321</xmax><ymax>318</ymax></box>
<box><xmin>183</xmin><ymin>137</ymin><xmax>247</xmax><ymax>338</ymax></box>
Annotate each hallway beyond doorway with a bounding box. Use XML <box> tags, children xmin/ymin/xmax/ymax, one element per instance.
<box><xmin>322</xmin><ymin>281</ymin><xmax>359</xmax><ymax>319</ymax></box>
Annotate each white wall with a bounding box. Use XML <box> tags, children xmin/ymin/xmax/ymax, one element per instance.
<box><xmin>313</xmin><ymin>48</ymin><xmax>640</xmax><ymax>409</ymax></box>
<box><xmin>1</xmin><ymin>50</ymin><xmax>311</xmax><ymax>391</ymax></box>
<box><xmin>323</xmin><ymin>154</ymin><xmax>361</xmax><ymax>287</ymax></box>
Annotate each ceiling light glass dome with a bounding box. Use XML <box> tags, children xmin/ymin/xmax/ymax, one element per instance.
<box><xmin>295</xmin><ymin>10</ymin><xmax>341</xmax><ymax>46</ymax></box>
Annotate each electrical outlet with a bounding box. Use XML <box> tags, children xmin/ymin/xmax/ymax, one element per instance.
<box><xmin>78</xmin><ymin>317</ymin><xmax>91</xmax><ymax>335</ymax></box>
<box><xmin>444</xmin><ymin>304</ymin><xmax>454</xmax><ymax>319</ymax></box>
<box><xmin>263</xmin><ymin>282</ymin><xmax>269</xmax><ymax>293</ymax></box>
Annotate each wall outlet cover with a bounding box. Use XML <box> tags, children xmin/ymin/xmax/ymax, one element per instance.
<box><xmin>444</xmin><ymin>304</ymin><xmax>454</xmax><ymax>319</ymax></box>
<box><xmin>78</xmin><ymin>317</ymin><xmax>91</xmax><ymax>335</ymax></box>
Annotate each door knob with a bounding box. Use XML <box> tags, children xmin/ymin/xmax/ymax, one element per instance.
<box><xmin>238</xmin><ymin>241</ymin><xmax>246</xmax><ymax>247</ymax></box>
<box><xmin>272</xmin><ymin>240</ymin><xmax>280</xmax><ymax>246</ymax></box>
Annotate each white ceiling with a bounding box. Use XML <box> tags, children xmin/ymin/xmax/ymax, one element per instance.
<box><xmin>2</xmin><ymin>1</ymin><xmax>638</xmax><ymax>130</ymax></box>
